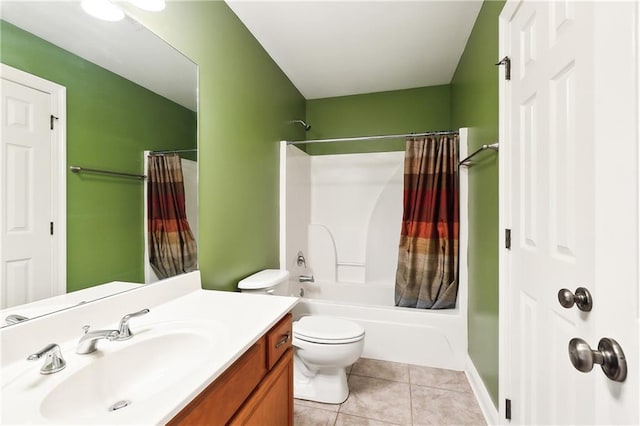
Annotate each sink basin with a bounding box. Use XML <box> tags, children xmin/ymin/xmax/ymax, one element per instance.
<box><xmin>1</xmin><ymin>321</ymin><xmax>228</xmax><ymax>424</ymax></box>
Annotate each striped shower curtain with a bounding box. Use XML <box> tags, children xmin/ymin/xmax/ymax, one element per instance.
<box><xmin>147</xmin><ymin>154</ymin><xmax>197</xmax><ymax>279</ymax></box>
<box><xmin>395</xmin><ymin>135</ymin><xmax>459</xmax><ymax>309</ymax></box>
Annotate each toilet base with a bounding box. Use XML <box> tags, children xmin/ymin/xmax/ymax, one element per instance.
<box><xmin>293</xmin><ymin>365</ymin><xmax>349</xmax><ymax>404</ymax></box>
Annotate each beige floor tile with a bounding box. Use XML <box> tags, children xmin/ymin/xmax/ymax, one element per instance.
<box><xmin>409</xmin><ymin>365</ymin><xmax>472</xmax><ymax>393</ymax></box>
<box><xmin>350</xmin><ymin>358</ymin><xmax>410</xmax><ymax>383</ymax></box>
<box><xmin>294</xmin><ymin>403</ymin><xmax>339</xmax><ymax>426</ymax></box>
<box><xmin>296</xmin><ymin>398</ymin><xmax>341</xmax><ymax>412</ymax></box>
<box><xmin>335</xmin><ymin>413</ymin><xmax>401</xmax><ymax>426</ymax></box>
<box><xmin>411</xmin><ymin>385</ymin><xmax>486</xmax><ymax>426</ymax></box>
<box><xmin>340</xmin><ymin>375</ymin><xmax>412</xmax><ymax>425</ymax></box>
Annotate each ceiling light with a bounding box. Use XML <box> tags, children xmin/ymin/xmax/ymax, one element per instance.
<box><xmin>81</xmin><ymin>0</ymin><xmax>125</xmax><ymax>21</ymax></box>
<box><xmin>128</xmin><ymin>0</ymin><xmax>166</xmax><ymax>12</ymax></box>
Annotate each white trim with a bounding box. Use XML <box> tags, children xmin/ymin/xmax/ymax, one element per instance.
<box><xmin>466</xmin><ymin>354</ymin><xmax>499</xmax><ymax>426</ymax></box>
<box><xmin>458</xmin><ymin>128</ymin><xmax>469</xmax><ymax>356</ymax></box>
<box><xmin>0</xmin><ymin>64</ymin><xmax>67</xmax><ymax>298</ymax></box>
<box><xmin>497</xmin><ymin>1</ymin><xmax>519</xmax><ymax>423</ymax></box>
<box><xmin>279</xmin><ymin>141</ymin><xmax>287</xmax><ymax>270</ymax></box>
<box><xmin>143</xmin><ymin>151</ymin><xmax>157</xmax><ymax>284</ymax></box>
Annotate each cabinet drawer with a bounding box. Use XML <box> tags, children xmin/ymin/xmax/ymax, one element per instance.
<box><xmin>168</xmin><ymin>337</ymin><xmax>267</xmax><ymax>426</ymax></box>
<box><xmin>266</xmin><ymin>313</ymin><xmax>292</xmax><ymax>369</ymax></box>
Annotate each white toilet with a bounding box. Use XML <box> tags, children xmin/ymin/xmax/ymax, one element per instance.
<box><xmin>238</xmin><ymin>269</ymin><xmax>365</xmax><ymax>404</ymax></box>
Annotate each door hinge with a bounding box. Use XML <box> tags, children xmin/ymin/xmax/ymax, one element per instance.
<box><xmin>50</xmin><ymin>115</ymin><xmax>59</xmax><ymax>130</ymax></box>
<box><xmin>505</xmin><ymin>398</ymin><xmax>512</xmax><ymax>420</ymax></box>
<box><xmin>496</xmin><ymin>56</ymin><xmax>511</xmax><ymax>80</ymax></box>
<box><xmin>50</xmin><ymin>222</ymin><xmax>54</xmax><ymax>235</ymax></box>
<box><xmin>505</xmin><ymin>228</ymin><xmax>512</xmax><ymax>249</ymax></box>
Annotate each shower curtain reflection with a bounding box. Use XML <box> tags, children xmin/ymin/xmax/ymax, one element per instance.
<box><xmin>147</xmin><ymin>154</ymin><xmax>197</xmax><ymax>279</ymax></box>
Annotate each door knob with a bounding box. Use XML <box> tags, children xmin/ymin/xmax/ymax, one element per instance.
<box><xmin>558</xmin><ymin>287</ymin><xmax>592</xmax><ymax>311</ymax></box>
<box><xmin>568</xmin><ymin>337</ymin><xmax>627</xmax><ymax>382</ymax></box>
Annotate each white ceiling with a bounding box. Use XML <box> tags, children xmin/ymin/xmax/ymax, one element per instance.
<box><xmin>226</xmin><ymin>1</ymin><xmax>483</xmax><ymax>99</ymax></box>
<box><xmin>0</xmin><ymin>1</ymin><xmax>197</xmax><ymax>111</ymax></box>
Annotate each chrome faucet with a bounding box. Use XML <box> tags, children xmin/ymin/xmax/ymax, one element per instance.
<box><xmin>5</xmin><ymin>314</ymin><xmax>29</xmax><ymax>325</ymax></box>
<box><xmin>76</xmin><ymin>327</ymin><xmax>119</xmax><ymax>354</ymax></box>
<box><xmin>299</xmin><ymin>274</ymin><xmax>315</xmax><ymax>283</ymax></box>
<box><xmin>28</xmin><ymin>343</ymin><xmax>66</xmax><ymax>374</ymax></box>
<box><xmin>116</xmin><ymin>308</ymin><xmax>150</xmax><ymax>341</ymax></box>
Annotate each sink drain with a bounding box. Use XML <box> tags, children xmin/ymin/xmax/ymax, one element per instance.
<box><xmin>109</xmin><ymin>400</ymin><xmax>131</xmax><ymax>412</ymax></box>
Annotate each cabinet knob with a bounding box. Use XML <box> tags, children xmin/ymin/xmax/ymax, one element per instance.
<box><xmin>275</xmin><ymin>332</ymin><xmax>290</xmax><ymax>348</ymax></box>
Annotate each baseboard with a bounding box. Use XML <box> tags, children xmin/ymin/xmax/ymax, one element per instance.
<box><xmin>465</xmin><ymin>354</ymin><xmax>499</xmax><ymax>426</ymax></box>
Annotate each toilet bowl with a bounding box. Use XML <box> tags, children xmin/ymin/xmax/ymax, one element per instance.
<box><xmin>237</xmin><ymin>270</ymin><xmax>365</xmax><ymax>404</ymax></box>
<box><xmin>293</xmin><ymin>315</ymin><xmax>364</xmax><ymax>404</ymax></box>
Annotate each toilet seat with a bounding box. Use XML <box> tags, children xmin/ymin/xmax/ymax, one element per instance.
<box><xmin>294</xmin><ymin>315</ymin><xmax>365</xmax><ymax>344</ymax></box>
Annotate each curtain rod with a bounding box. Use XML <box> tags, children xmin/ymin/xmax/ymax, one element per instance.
<box><xmin>458</xmin><ymin>143</ymin><xmax>499</xmax><ymax>167</ymax></box>
<box><xmin>70</xmin><ymin>165</ymin><xmax>146</xmax><ymax>180</ymax></box>
<box><xmin>286</xmin><ymin>130</ymin><xmax>458</xmax><ymax>145</ymax></box>
<box><xmin>149</xmin><ymin>148</ymin><xmax>197</xmax><ymax>154</ymax></box>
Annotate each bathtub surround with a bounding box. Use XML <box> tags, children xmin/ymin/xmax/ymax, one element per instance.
<box><xmin>396</xmin><ymin>135</ymin><xmax>459</xmax><ymax>309</ymax></box>
<box><xmin>281</xmin><ymin>130</ymin><xmax>469</xmax><ymax>371</ymax></box>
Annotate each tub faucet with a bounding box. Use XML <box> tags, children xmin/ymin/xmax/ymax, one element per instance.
<box><xmin>28</xmin><ymin>343</ymin><xmax>66</xmax><ymax>374</ymax></box>
<box><xmin>76</xmin><ymin>326</ymin><xmax>119</xmax><ymax>354</ymax></box>
<box><xmin>299</xmin><ymin>274</ymin><xmax>315</xmax><ymax>283</ymax></box>
<box><xmin>116</xmin><ymin>308</ymin><xmax>150</xmax><ymax>341</ymax></box>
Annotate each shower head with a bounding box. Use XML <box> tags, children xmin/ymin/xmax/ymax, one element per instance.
<box><xmin>290</xmin><ymin>119</ymin><xmax>311</xmax><ymax>131</ymax></box>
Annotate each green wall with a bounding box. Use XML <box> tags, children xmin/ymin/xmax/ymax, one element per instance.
<box><xmin>451</xmin><ymin>0</ymin><xmax>505</xmax><ymax>406</ymax></box>
<box><xmin>0</xmin><ymin>21</ymin><xmax>197</xmax><ymax>292</ymax></box>
<box><xmin>124</xmin><ymin>2</ymin><xmax>306</xmax><ymax>291</ymax></box>
<box><xmin>305</xmin><ymin>85</ymin><xmax>451</xmax><ymax>155</ymax></box>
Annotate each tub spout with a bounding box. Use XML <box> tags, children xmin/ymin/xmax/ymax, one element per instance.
<box><xmin>299</xmin><ymin>275</ymin><xmax>315</xmax><ymax>283</ymax></box>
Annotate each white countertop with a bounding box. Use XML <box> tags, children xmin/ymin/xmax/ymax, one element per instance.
<box><xmin>0</xmin><ymin>271</ymin><xmax>299</xmax><ymax>424</ymax></box>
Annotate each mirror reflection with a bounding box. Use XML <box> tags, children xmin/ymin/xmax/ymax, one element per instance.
<box><xmin>0</xmin><ymin>1</ymin><xmax>198</xmax><ymax>325</ymax></box>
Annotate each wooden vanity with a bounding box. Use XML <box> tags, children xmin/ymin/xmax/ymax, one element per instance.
<box><xmin>169</xmin><ymin>313</ymin><xmax>294</xmax><ymax>426</ymax></box>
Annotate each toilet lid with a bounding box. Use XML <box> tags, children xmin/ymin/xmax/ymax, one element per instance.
<box><xmin>294</xmin><ymin>316</ymin><xmax>365</xmax><ymax>344</ymax></box>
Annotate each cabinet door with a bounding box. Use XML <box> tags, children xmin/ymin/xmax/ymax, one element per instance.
<box><xmin>168</xmin><ymin>338</ymin><xmax>267</xmax><ymax>426</ymax></box>
<box><xmin>230</xmin><ymin>349</ymin><xmax>293</xmax><ymax>426</ymax></box>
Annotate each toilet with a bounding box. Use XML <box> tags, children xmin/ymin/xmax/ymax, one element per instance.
<box><xmin>238</xmin><ymin>269</ymin><xmax>365</xmax><ymax>404</ymax></box>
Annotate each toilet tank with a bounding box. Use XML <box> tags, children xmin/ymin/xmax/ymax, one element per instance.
<box><xmin>237</xmin><ymin>269</ymin><xmax>290</xmax><ymax>295</ymax></box>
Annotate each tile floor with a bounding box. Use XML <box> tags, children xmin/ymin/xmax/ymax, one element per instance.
<box><xmin>294</xmin><ymin>358</ymin><xmax>486</xmax><ymax>426</ymax></box>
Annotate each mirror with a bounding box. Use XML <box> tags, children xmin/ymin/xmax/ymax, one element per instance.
<box><xmin>0</xmin><ymin>1</ymin><xmax>198</xmax><ymax>326</ymax></box>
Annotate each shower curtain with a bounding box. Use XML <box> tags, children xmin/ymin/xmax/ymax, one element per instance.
<box><xmin>395</xmin><ymin>135</ymin><xmax>459</xmax><ymax>309</ymax></box>
<box><xmin>147</xmin><ymin>153</ymin><xmax>197</xmax><ymax>279</ymax></box>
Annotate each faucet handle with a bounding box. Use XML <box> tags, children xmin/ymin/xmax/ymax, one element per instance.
<box><xmin>117</xmin><ymin>308</ymin><xmax>150</xmax><ymax>340</ymax></box>
<box><xmin>27</xmin><ymin>343</ymin><xmax>66</xmax><ymax>375</ymax></box>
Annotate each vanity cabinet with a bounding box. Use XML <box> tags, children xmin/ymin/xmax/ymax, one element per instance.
<box><xmin>169</xmin><ymin>313</ymin><xmax>293</xmax><ymax>426</ymax></box>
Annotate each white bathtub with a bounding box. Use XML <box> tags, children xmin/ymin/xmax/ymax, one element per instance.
<box><xmin>289</xmin><ymin>280</ymin><xmax>467</xmax><ymax>371</ymax></box>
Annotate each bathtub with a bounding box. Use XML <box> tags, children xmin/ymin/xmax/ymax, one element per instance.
<box><xmin>289</xmin><ymin>280</ymin><xmax>467</xmax><ymax>371</ymax></box>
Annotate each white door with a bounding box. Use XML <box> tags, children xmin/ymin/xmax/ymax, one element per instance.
<box><xmin>1</xmin><ymin>77</ymin><xmax>55</xmax><ymax>308</ymax></box>
<box><xmin>500</xmin><ymin>1</ymin><xmax>638</xmax><ymax>424</ymax></box>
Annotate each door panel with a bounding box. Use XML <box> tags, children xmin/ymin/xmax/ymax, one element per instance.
<box><xmin>504</xmin><ymin>1</ymin><xmax>595</xmax><ymax>424</ymax></box>
<box><xmin>1</xmin><ymin>78</ymin><xmax>53</xmax><ymax>308</ymax></box>
<box><xmin>502</xmin><ymin>1</ymin><xmax>638</xmax><ymax>424</ymax></box>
